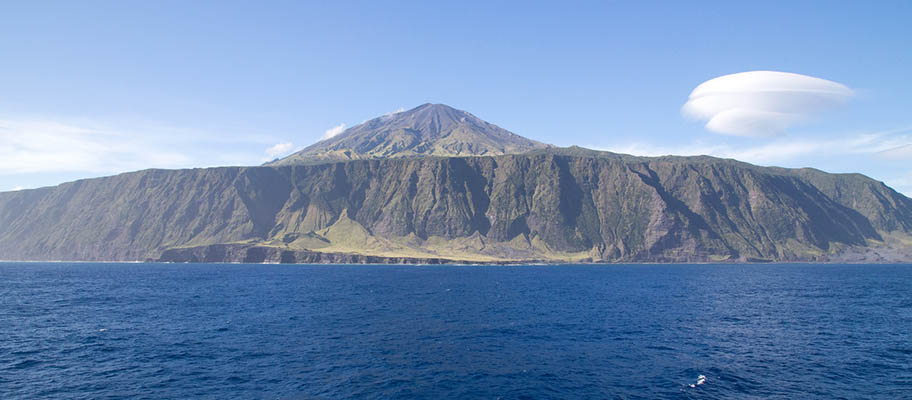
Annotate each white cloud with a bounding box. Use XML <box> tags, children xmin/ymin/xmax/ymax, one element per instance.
<box><xmin>322</xmin><ymin>123</ymin><xmax>346</xmax><ymax>140</ymax></box>
<box><xmin>265</xmin><ymin>142</ymin><xmax>294</xmax><ymax>158</ymax></box>
<box><xmin>596</xmin><ymin>127</ymin><xmax>912</xmax><ymax>166</ymax></box>
<box><xmin>11</xmin><ymin>186</ymin><xmax>23</xmax><ymax>191</ymax></box>
<box><xmin>0</xmin><ymin>119</ymin><xmax>186</xmax><ymax>174</ymax></box>
<box><xmin>0</xmin><ymin>117</ymin><xmax>283</xmax><ymax>176</ymax></box>
<box><xmin>360</xmin><ymin>107</ymin><xmax>407</xmax><ymax>124</ymax></box>
<box><xmin>682</xmin><ymin>71</ymin><xmax>854</xmax><ymax>137</ymax></box>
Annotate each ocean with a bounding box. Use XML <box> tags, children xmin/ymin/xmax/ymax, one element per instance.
<box><xmin>1</xmin><ymin>263</ymin><xmax>910</xmax><ymax>399</ymax></box>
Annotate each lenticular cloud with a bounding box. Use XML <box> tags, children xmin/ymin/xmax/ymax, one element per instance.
<box><xmin>682</xmin><ymin>71</ymin><xmax>853</xmax><ymax>137</ymax></box>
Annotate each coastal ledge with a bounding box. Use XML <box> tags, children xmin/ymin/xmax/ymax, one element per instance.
<box><xmin>156</xmin><ymin>244</ymin><xmax>531</xmax><ymax>265</ymax></box>
<box><xmin>154</xmin><ymin>240</ymin><xmax>912</xmax><ymax>265</ymax></box>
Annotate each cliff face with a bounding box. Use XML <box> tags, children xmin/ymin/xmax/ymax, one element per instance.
<box><xmin>2</xmin><ymin>151</ymin><xmax>910</xmax><ymax>263</ymax></box>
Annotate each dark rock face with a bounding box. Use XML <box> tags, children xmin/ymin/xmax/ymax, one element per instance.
<box><xmin>1</xmin><ymin>151</ymin><xmax>910</xmax><ymax>263</ymax></box>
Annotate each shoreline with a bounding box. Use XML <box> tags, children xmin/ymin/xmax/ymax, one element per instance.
<box><xmin>1</xmin><ymin>259</ymin><xmax>909</xmax><ymax>266</ymax></box>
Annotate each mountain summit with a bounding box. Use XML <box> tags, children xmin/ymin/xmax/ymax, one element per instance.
<box><xmin>269</xmin><ymin>103</ymin><xmax>550</xmax><ymax>165</ymax></box>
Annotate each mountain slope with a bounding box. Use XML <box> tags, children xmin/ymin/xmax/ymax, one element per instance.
<box><xmin>2</xmin><ymin>151</ymin><xmax>910</xmax><ymax>263</ymax></box>
<box><xmin>2</xmin><ymin>104</ymin><xmax>910</xmax><ymax>264</ymax></box>
<box><xmin>269</xmin><ymin>103</ymin><xmax>550</xmax><ymax>165</ymax></box>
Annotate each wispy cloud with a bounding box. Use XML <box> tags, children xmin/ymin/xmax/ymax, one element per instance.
<box><xmin>264</xmin><ymin>142</ymin><xmax>294</xmax><ymax>158</ymax></box>
<box><xmin>0</xmin><ymin>119</ymin><xmax>187</xmax><ymax>174</ymax></box>
<box><xmin>0</xmin><ymin>117</ymin><xmax>280</xmax><ymax>176</ymax></box>
<box><xmin>878</xmin><ymin>144</ymin><xmax>912</xmax><ymax>160</ymax></box>
<box><xmin>322</xmin><ymin>123</ymin><xmax>346</xmax><ymax>140</ymax></box>
<box><xmin>359</xmin><ymin>107</ymin><xmax>407</xmax><ymax>125</ymax></box>
<box><xmin>682</xmin><ymin>71</ymin><xmax>854</xmax><ymax>137</ymax></box>
<box><xmin>598</xmin><ymin>128</ymin><xmax>912</xmax><ymax>166</ymax></box>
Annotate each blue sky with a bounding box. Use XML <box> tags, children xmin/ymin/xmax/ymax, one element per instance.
<box><xmin>2</xmin><ymin>1</ymin><xmax>911</xmax><ymax>194</ymax></box>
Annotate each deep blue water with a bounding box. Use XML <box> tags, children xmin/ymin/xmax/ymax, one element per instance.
<box><xmin>1</xmin><ymin>263</ymin><xmax>911</xmax><ymax>399</ymax></box>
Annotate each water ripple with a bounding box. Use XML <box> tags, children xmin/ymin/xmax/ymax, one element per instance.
<box><xmin>1</xmin><ymin>262</ymin><xmax>910</xmax><ymax>399</ymax></box>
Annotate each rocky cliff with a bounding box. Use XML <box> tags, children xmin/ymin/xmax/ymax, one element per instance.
<box><xmin>2</xmin><ymin>150</ymin><xmax>910</xmax><ymax>263</ymax></box>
